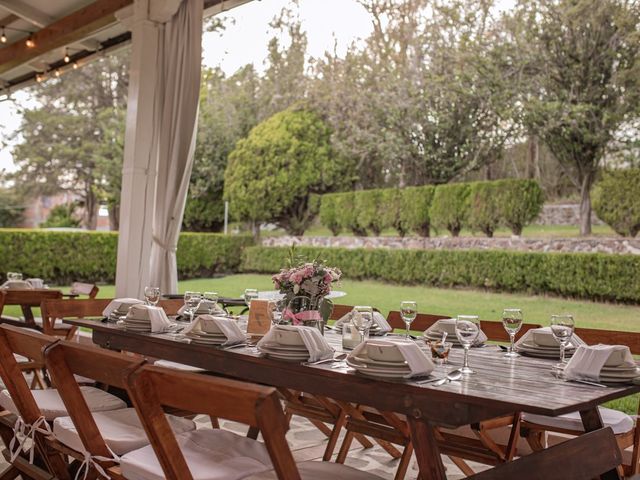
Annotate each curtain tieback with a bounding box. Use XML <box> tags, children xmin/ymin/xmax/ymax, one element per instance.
<box><xmin>10</xmin><ymin>415</ymin><xmax>53</xmax><ymax>464</ymax></box>
<box><xmin>74</xmin><ymin>445</ymin><xmax>120</xmax><ymax>480</ymax></box>
<box><xmin>152</xmin><ymin>235</ymin><xmax>177</xmax><ymax>253</ymax></box>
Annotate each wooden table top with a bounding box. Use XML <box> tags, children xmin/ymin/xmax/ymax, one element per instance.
<box><xmin>65</xmin><ymin>318</ymin><xmax>640</xmax><ymax>428</ymax></box>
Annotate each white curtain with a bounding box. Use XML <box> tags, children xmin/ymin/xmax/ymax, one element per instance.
<box><xmin>149</xmin><ymin>0</ymin><xmax>203</xmax><ymax>294</ymax></box>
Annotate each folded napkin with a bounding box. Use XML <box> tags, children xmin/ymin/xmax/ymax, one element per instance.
<box><xmin>335</xmin><ymin>311</ymin><xmax>392</xmax><ymax>333</ymax></box>
<box><xmin>564</xmin><ymin>344</ymin><xmax>635</xmax><ymax>382</ymax></box>
<box><xmin>515</xmin><ymin>326</ymin><xmax>585</xmax><ymax>350</ymax></box>
<box><xmin>1</xmin><ymin>280</ymin><xmax>33</xmax><ymax>290</ymax></box>
<box><xmin>102</xmin><ymin>298</ymin><xmax>145</xmax><ymax>318</ymax></box>
<box><xmin>183</xmin><ymin>315</ymin><xmax>245</xmax><ymax>346</ymax></box>
<box><xmin>349</xmin><ymin>340</ymin><xmax>435</xmax><ymax>378</ymax></box>
<box><xmin>26</xmin><ymin>278</ymin><xmax>44</xmax><ymax>289</ymax></box>
<box><xmin>258</xmin><ymin>325</ymin><xmax>334</xmax><ymax>363</ymax></box>
<box><xmin>425</xmin><ymin>319</ymin><xmax>487</xmax><ymax>345</ymax></box>
<box><xmin>177</xmin><ymin>301</ymin><xmax>224</xmax><ymax>316</ymax></box>
<box><xmin>127</xmin><ymin>305</ymin><xmax>172</xmax><ymax>333</ymax></box>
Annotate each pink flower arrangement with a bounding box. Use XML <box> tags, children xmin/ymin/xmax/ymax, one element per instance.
<box><xmin>272</xmin><ymin>261</ymin><xmax>341</xmax><ymax>300</ymax></box>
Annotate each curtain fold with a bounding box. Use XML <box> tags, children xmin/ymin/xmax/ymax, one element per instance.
<box><xmin>149</xmin><ymin>0</ymin><xmax>203</xmax><ymax>294</ymax></box>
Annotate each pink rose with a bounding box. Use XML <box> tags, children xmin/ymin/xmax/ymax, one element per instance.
<box><xmin>323</xmin><ymin>273</ymin><xmax>332</xmax><ymax>283</ymax></box>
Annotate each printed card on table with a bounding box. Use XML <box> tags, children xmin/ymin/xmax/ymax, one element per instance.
<box><xmin>247</xmin><ymin>299</ymin><xmax>272</xmax><ymax>335</ymax></box>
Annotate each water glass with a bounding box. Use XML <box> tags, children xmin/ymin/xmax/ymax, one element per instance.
<box><xmin>183</xmin><ymin>291</ymin><xmax>202</xmax><ymax>322</ymax></box>
<box><xmin>455</xmin><ymin>315</ymin><xmax>480</xmax><ymax>374</ymax></box>
<box><xmin>502</xmin><ymin>308</ymin><xmax>523</xmax><ymax>358</ymax></box>
<box><xmin>7</xmin><ymin>272</ymin><xmax>22</xmax><ymax>281</ymax></box>
<box><xmin>400</xmin><ymin>301</ymin><xmax>417</xmax><ymax>339</ymax></box>
<box><xmin>243</xmin><ymin>288</ymin><xmax>259</xmax><ymax>307</ymax></box>
<box><xmin>269</xmin><ymin>298</ymin><xmax>286</xmax><ymax>326</ymax></box>
<box><xmin>550</xmin><ymin>314</ymin><xmax>575</xmax><ymax>368</ymax></box>
<box><xmin>353</xmin><ymin>306</ymin><xmax>374</xmax><ymax>335</ymax></box>
<box><xmin>428</xmin><ymin>340</ymin><xmax>452</xmax><ymax>365</ymax></box>
<box><xmin>144</xmin><ymin>286</ymin><xmax>160</xmax><ymax>306</ymax></box>
<box><xmin>203</xmin><ymin>291</ymin><xmax>219</xmax><ymax>314</ymax></box>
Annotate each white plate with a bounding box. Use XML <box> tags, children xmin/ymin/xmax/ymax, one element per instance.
<box><xmin>259</xmin><ymin>342</ymin><xmax>308</xmax><ymax>352</ymax></box>
<box><xmin>518</xmin><ymin>341</ymin><xmax>576</xmax><ymax>351</ymax></box>
<box><xmin>346</xmin><ymin>357</ymin><xmax>411</xmax><ymax>374</ymax></box>
<box><xmin>258</xmin><ymin>347</ymin><xmax>310</xmax><ymax>360</ymax></box>
<box><xmin>353</xmin><ymin>352</ymin><xmax>408</xmax><ymax>368</ymax></box>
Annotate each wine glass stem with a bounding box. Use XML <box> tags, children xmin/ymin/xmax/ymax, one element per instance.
<box><xmin>463</xmin><ymin>346</ymin><xmax>470</xmax><ymax>369</ymax></box>
<box><xmin>405</xmin><ymin>321</ymin><xmax>410</xmax><ymax>339</ymax></box>
<box><xmin>560</xmin><ymin>343</ymin><xmax>566</xmax><ymax>363</ymax></box>
<box><xmin>509</xmin><ymin>333</ymin><xmax>515</xmax><ymax>354</ymax></box>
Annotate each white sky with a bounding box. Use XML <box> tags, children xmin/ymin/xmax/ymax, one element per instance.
<box><xmin>0</xmin><ymin>0</ymin><xmax>373</xmax><ymax>174</ymax></box>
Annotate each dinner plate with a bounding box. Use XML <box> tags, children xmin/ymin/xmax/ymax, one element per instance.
<box><xmin>258</xmin><ymin>342</ymin><xmax>308</xmax><ymax>352</ymax></box>
<box><xmin>346</xmin><ymin>358</ymin><xmax>411</xmax><ymax>378</ymax></box>
<box><xmin>518</xmin><ymin>341</ymin><xmax>576</xmax><ymax>351</ymax></box>
<box><xmin>186</xmin><ymin>332</ymin><xmax>227</xmax><ymax>339</ymax></box>
<box><xmin>353</xmin><ymin>352</ymin><xmax>408</xmax><ymax>368</ymax></box>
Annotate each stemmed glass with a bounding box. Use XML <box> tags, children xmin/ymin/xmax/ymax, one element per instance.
<box><xmin>502</xmin><ymin>308</ymin><xmax>523</xmax><ymax>358</ymax></box>
<box><xmin>455</xmin><ymin>315</ymin><xmax>480</xmax><ymax>374</ymax></box>
<box><xmin>144</xmin><ymin>286</ymin><xmax>160</xmax><ymax>306</ymax></box>
<box><xmin>183</xmin><ymin>291</ymin><xmax>202</xmax><ymax>323</ymax></box>
<box><xmin>243</xmin><ymin>288</ymin><xmax>259</xmax><ymax>308</ymax></box>
<box><xmin>400</xmin><ymin>301</ymin><xmax>417</xmax><ymax>339</ymax></box>
<box><xmin>550</xmin><ymin>314</ymin><xmax>575</xmax><ymax>368</ymax></box>
<box><xmin>203</xmin><ymin>291</ymin><xmax>219</xmax><ymax>314</ymax></box>
<box><xmin>353</xmin><ymin>306</ymin><xmax>374</xmax><ymax>343</ymax></box>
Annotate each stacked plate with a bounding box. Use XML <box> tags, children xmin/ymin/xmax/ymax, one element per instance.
<box><xmin>598</xmin><ymin>364</ymin><xmax>640</xmax><ymax>383</ymax></box>
<box><xmin>123</xmin><ymin>316</ymin><xmax>153</xmax><ymax>333</ymax></box>
<box><xmin>258</xmin><ymin>328</ymin><xmax>310</xmax><ymax>361</ymax></box>
<box><xmin>346</xmin><ymin>349</ymin><xmax>411</xmax><ymax>379</ymax></box>
<box><xmin>422</xmin><ymin>330</ymin><xmax>484</xmax><ymax>348</ymax></box>
<box><xmin>516</xmin><ymin>340</ymin><xmax>577</xmax><ymax>359</ymax></box>
<box><xmin>185</xmin><ymin>331</ymin><xmax>229</xmax><ymax>346</ymax></box>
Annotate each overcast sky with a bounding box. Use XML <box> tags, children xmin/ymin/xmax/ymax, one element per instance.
<box><xmin>0</xmin><ymin>0</ymin><xmax>373</xmax><ymax>173</ymax></box>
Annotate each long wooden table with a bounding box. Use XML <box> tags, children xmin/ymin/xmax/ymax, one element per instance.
<box><xmin>65</xmin><ymin>318</ymin><xmax>639</xmax><ymax>480</ymax></box>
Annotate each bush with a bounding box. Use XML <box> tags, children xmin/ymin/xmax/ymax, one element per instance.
<box><xmin>379</xmin><ymin>189</ymin><xmax>405</xmax><ymax>236</ymax></box>
<box><xmin>40</xmin><ymin>204</ymin><xmax>81</xmax><ymax>229</ymax></box>
<box><xmin>399</xmin><ymin>186</ymin><xmax>435</xmax><ymax>237</ymax></box>
<box><xmin>468</xmin><ymin>182</ymin><xmax>501</xmax><ymax>237</ymax></box>
<box><xmin>242</xmin><ymin>246</ymin><xmax>640</xmax><ymax>303</ymax></box>
<box><xmin>497</xmin><ymin>179</ymin><xmax>544</xmax><ymax>236</ymax></box>
<box><xmin>429</xmin><ymin>183</ymin><xmax>470</xmax><ymax>236</ymax></box>
<box><xmin>334</xmin><ymin>192</ymin><xmax>366</xmax><ymax>236</ymax></box>
<box><xmin>0</xmin><ymin>229</ymin><xmax>253</xmax><ymax>285</ymax></box>
<box><xmin>355</xmin><ymin>189</ymin><xmax>384</xmax><ymax>236</ymax></box>
<box><xmin>319</xmin><ymin>194</ymin><xmax>341</xmax><ymax>236</ymax></box>
<box><xmin>593</xmin><ymin>169</ymin><xmax>640</xmax><ymax>237</ymax></box>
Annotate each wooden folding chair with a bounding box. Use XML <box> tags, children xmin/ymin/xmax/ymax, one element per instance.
<box><xmin>69</xmin><ymin>282</ymin><xmax>100</xmax><ymax>299</ymax></box>
<box><xmin>40</xmin><ymin>298</ymin><xmax>111</xmax><ymax>340</ymax></box>
<box><xmin>521</xmin><ymin>327</ymin><xmax>640</xmax><ymax>476</ymax></box>
<box><xmin>0</xmin><ymin>290</ymin><xmax>62</xmax><ymax>330</ymax></box>
<box><xmin>386</xmin><ymin>310</ymin><xmax>449</xmax><ymax>331</ymax></box>
<box><xmin>122</xmin><ymin>363</ymin><xmax>383</xmax><ymax>480</ymax></box>
<box><xmin>43</xmin><ymin>341</ymin><xmax>198</xmax><ymax>480</ymax></box>
<box><xmin>468</xmin><ymin>427</ymin><xmax>623</xmax><ymax>480</ymax></box>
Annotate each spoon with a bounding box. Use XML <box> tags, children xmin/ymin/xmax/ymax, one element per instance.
<box><xmin>432</xmin><ymin>369</ymin><xmax>463</xmax><ymax>387</ymax></box>
<box><xmin>305</xmin><ymin>353</ymin><xmax>348</xmax><ymax>366</ymax></box>
<box><xmin>440</xmin><ymin>331</ymin><xmax>448</xmax><ymax>343</ymax></box>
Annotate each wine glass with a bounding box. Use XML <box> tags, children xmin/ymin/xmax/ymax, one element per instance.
<box><xmin>183</xmin><ymin>291</ymin><xmax>202</xmax><ymax>323</ymax></box>
<box><xmin>144</xmin><ymin>286</ymin><xmax>160</xmax><ymax>306</ymax></box>
<box><xmin>502</xmin><ymin>308</ymin><xmax>523</xmax><ymax>358</ymax></box>
<box><xmin>455</xmin><ymin>315</ymin><xmax>480</xmax><ymax>374</ymax></box>
<box><xmin>352</xmin><ymin>306</ymin><xmax>374</xmax><ymax>343</ymax></box>
<box><xmin>203</xmin><ymin>291</ymin><xmax>219</xmax><ymax>314</ymax></box>
<box><xmin>550</xmin><ymin>314</ymin><xmax>575</xmax><ymax>368</ymax></box>
<box><xmin>243</xmin><ymin>288</ymin><xmax>259</xmax><ymax>308</ymax></box>
<box><xmin>400</xmin><ymin>301</ymin><xmax>417</xmax><ymax>339</ymax></box>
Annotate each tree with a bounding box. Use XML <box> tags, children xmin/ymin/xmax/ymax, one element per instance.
<box><xmin>224</xmin><ymin>108</ymin><xmax>350</xmax><ymax>236</ymax></box>
<box><xmin>506</xmin><ymin>0</ymin><xmax>640</xmax><ymax>235</ymax></box>
<box><xmin>0</xmin><ymin>188</ymin><xmax>24</xmax><ymax>227</ymax></box>
<box><xmin>40</xmin><ymin>203</ymin><xmax>81</xmax><ymax>228</ymax></box>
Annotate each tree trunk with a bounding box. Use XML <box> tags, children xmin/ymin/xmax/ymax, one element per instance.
<box><xmin>85</xmin><ymin>191</ymin><xmax>98</xmax><ymax>230</ymax></box>
<box><xmin>579</xmin><ymin>172</ymin><xmax>594</xmax><ymax>236</ymax></box>
<box><xmin>108</xmin><ymin>203</ymin><xmax>120</xmax><ymax>231</ymax></box>
<box><xmin>526</xmin><ymin>135</ymin><xmax>540</xmax><ymax>179</ymax></box>
<box><xmin>251</xmin><ymin>220</ymin><xmax>261</xmax><ymax>241</ymax></box>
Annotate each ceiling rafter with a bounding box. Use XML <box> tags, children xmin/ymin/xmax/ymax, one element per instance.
<box><xmin>0</xmin><ymin>0</ymin><xmax>54</xmax><ymax>28</ymax></box>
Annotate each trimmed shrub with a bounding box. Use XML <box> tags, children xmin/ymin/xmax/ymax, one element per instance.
<box><xmin>355</xmin><ymin>189</ymin><xmax>384</xmax><ymax>236</ymax></box>
<box><xmin>334</xmin><ymin>192</ymin><xmax>366</xmax><ymax>236</ymax></box>
<box><xmin>497</xmin><ymin>179</ymin><xmax>544</xmax><ymax>236</ymax></box>
<box><xmin>593</xmin><ymin>169</ymin><xmax>640</xmax><ymax>237</ymax></box>
<box><xmin>379</xmin><ymin>188</ymin><xmax>405</xmax><ymax>236</ymax></box>
<box><xmin>399</xmin><ymin>186</ymin><xmax>435</xmax><ymax>237</ymax></box>
<box><xmin>468</xmin><ymin>182</ymin><xmax>501</xmax><ymax>237</ymax></box>
<box><xmin>430</xmin><ymin>183</ymin><xmax>471</xmax><ymax>237</ymax></box>
<box><xmin>319</xmin><ymin>193</ymin><xmax>341</xmax><ymax>236</ymax></box>
<box><xmin>0</xmin><ymin>229</ymin><xmax>254</xmax><ymax>285</ymax></box>
<box><xmin>242</xmin><ymin>246</ymin><xmax>640</xmax><ymax>303</ymax></box>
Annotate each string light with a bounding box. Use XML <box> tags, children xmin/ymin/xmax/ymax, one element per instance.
<box><xmin>72</xmin><ymin>62</ymin><xmax>78</xmax><ymax>70</ymax></box>
<box><xmin>64</xmin><ymin>48</ymin><xmax>70</xmax><ymax>63</ymax></box>
<box><xmin>35</xmin><ymin>73</ymin><xmax>44</xmax><ymax>83</ymax></box>
<box><xmin>25</xmin><ymin>34</ymin><xmax>35</xmax><ymax>48</ymax></box>
<box><xmin>0</xmin><ymin>28</ymin><xmax>6</xmax><ymax>44</ymax></box>
<box><xmin>54</xmin><ymin>69</ymin><xmax>60</xmax><ymax>78</ymax></box>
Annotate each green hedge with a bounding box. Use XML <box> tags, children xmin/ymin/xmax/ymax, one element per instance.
<box><xmin>0</xmin><ymin>229</ymin><xmax>254</xmax><ymax>285</ymax></box>
<box><xmin>468</xmin><ymin>182</ymin><xmax>501</xmax><ymax>237</ymax></box>
<box><xmin>430</xmin><ymin>183</ymin><xmax>471</xmax><ymax>237</ymax></box>
<box><xmin>593</xmin><ymin>169</ymin><xmax>640</xmax><ymax>237</ymax></box>
<box><xmin>242</xmin><ymin>245</ymin><xmax>640</xmax><ymax>303</ymax></box>
<box><xmin>497</xmin><ymin>179</ymin><xmax>545</xmax><ymax>235</ymax></box>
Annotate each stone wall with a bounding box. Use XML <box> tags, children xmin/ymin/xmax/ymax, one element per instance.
<box><xmin>535</xmin><ymin>203</ymin><xmax>603</xmax><ymax>226</ymax></box>
<box><xmin>262</xmin><ymin>235</ymin><xmax>640</xmax><ymax>255</ymax></box>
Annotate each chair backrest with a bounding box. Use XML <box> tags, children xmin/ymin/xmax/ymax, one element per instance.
<box><xmin>329</xmin><ymin>304</ymin><xmax>355</xmax><ymax>321</ymax></box>
<box><xmin>386</xmin><ymin>310</ymin><xmax>450</xmax><ymax>331</ymax></box>
<box><xmin>0</xmin><ymin>325</ymin><xmax>59</xmax><ymax>425</ymax></box>
<box><xmin>43</xmin><ymin>341</ymin><xmax>145</xmax><ymax>462</ymax></box>
<box><xmin>480</xmin><ymin>321</ymin><xmax>542</xmax><ymax>342</ymax></box>
<box><xmin>0</xmin><ymin>289</ymin><xmax>63</xmax><ymax>309</ymax></box>
<box><xmin>158</xmin><ymin>298</ymin><xmax>184</xmax><ymax>316</ymax></box>
<box><xmin>575</xmin><ymin>327</ymin><xmax>640</xmax><ymax>355</ymax></box>
<box><xmin>468</xmin><ymin>427</ymin><xmax>621</xmax><ymax>480</ymax></box>
<box><xmin>40</xmin><ymin>298</ymin><xmax>112</xmax><ymax>332</ymax></box>
<box><xmin>126</xmin><ymin>364</ymin><xmax>301</xmax><ymax>480</ymax></box>
<box><xmin>69</xmin><ymin>282</ymin><xmax>100</xmax><ymax>298</ymax></box>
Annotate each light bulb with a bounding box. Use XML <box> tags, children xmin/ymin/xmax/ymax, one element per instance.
<box><xmin>25</xmin><ymin>35</ymin><xmax>35</xmax><ymax>48</ymax></box>
<box><xmin>72</xmin><ymin>62</ymin><xmax>78</xmax><ymax>70</ymax></box>
<box><xmin>64</xmin><ymin>49</ymin><xmax>70</xmax><ymax>63</ymax></box>
<box><xmin>54</xmin><ymin>69</ymin><xmax>60</xmax><ymax>78</ymax></box>
<box><xmin>35</xmin><ymin>73</ymin><xmax>43</xmax><ymax>83</ymax></box>
<box><xmin>0</xmin><ymin>29</ymin><xmax>6</xmax><ymax>44</ymax></box>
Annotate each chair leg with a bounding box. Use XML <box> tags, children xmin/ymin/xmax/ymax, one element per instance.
<box><xmin>394</xmin><ymin>443</ymin><xmax>414</xmax><ymax>480</ymax></box>
<box><xmin>323</xmin><ymin>411</ymin><xmax>347</xmax><ymax>461</ymax></box>
<box><xmin>0</xmin><ymin>466</ymin><xmax>19</xmax><ymax>480</ymax></box>
<box><xmin>209</xmin><ymin>416</ymin><xmax>220</xmax><ymax>429</ymax></box>
<box><xmin>310</xmin><ymin>419</ymin><xmax>333</xmax><ymax>438</ymax></box>
<box><xmin>524</xmin><ymin>429</ymin><xmax>546</xmax><ymax>451</ymax></box>
<box><xmin>353</xmin><ymin>432</ymin><xmax>374</xmax><ymax>449</ymax></box>
<box><xmin>336</xmin><ymin>431</ymin><xmax>354</xmax><ymax>464</ymax></box>
<box><xmin>375</xmin><ymin>438</ymin><xmax>402</xmax><ymax>459</ymax></box>
<box><xmin>448</xmin><ymin>456</ymin><xmax>475</xmax><ymax>476</ymax></box>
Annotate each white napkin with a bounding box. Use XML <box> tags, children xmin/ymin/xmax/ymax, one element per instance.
<box><xmin>1</xmin><ymin>280</ymin><xmax>33</xmax><ymax>290</ymax></box>
<box><xmin>565</xmin><ymin>344</ymin><xmax>635</xmax><ymax>382</ymax></box>
<box><xmin>102</xmin><ymin>298</ymin><xmax>144</xmax><ymax>318</ymax></box>
<box><xmin>258</xmin><ymin>325</ymin><xmax>334</xmax><ymax>363</ymax></box>
<box><xmin>334</xmin><ymin>310</ymin><xmax>392</xmax><ymax>333</ymax></box>
<box><xmin>515</xmin><ymin>326</ymin><xmax>585</xmax><ymax>350</ymax></box>
<box><xmin>127</xmin><ymin>305</ymin><xmax>172</xmax><ymax>333</ymax></box>
<box><xmin>183</xmin><ymin>315</ymin><xmax>245</xmax><ymax>346</ymax></box>
<box><xmin>349</xmin><ymin>340</ymin><xmax>435</xmax><ymax>378</ymax></box>
<box><xmin>425</xmin><ymin>319</ymin><xmax>488</xmax><ymax>345</ymax></box>
<box><xmin>177</xmin><ymin>301</ymin><xmax>224</xmax><ymax>316</ymax></box>
<box><xmin>26</xmin><ymin>278</ymin><xmax>44</xmax><ymax>289</ymax></box>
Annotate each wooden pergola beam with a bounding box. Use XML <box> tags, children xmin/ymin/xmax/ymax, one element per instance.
<box><xmin>0</xmin><ymin>0</ymin><xmax>132</xmax><ymax>76</ymax></box>
<box><xmin>0</xmin><ymin>14</ymin><xmax>19</xmax><ymax>27</ymax></box>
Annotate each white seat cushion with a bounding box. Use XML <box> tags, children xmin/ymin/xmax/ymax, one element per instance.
<box><xmin>120</xmin><ymin>429</ymin><xmax>274</xmax><ymax>480</ymax></box>
<box><xmin>523</xmin><ymin>407</ymin><xmax>634</xmax><ymax>435</ymax></box>
<box><xmin>153</xmin><ymin>360</ymin><xmax>205</xmax><ymax>372</ymax></box>
<box><xmin>245</xmin><ymin>461</ymin><xmax>385</xmax><ymax>480</ymax></box>
<box><xmin>53</xmin><ymin>408</ymin><xmax>196</xmax><ymax>456</ymax></box>
<box><xmin>0</xmin><ymin>386</ymin><xmax>126</xmax><ymax>421</ymax></box>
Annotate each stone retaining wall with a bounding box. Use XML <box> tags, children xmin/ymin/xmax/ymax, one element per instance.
<box><xmin>262</xmin><ymin>235</ymin><xmax>640</xmax><ymax>255</ymax></box>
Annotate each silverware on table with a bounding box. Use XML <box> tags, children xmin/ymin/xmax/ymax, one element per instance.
<box><xmin>568</xmin><ymin>379</ymin><xmax>608</xmax><ymax>388</ymax></box>
<box><xmin>432</xmin><ymin>369</ymin><xmax>464</xmax><ymax>387</ymax></box>
<box><xmin>304</xmin><ymin>353</ymin><xmax>348</xmax><ymax>366</ymax></box>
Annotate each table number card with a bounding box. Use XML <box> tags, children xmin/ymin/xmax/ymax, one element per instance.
<box><xmin>247</xmin><ymin>299</ymin><xmax>272</xmax><ymax>335</ymax></box>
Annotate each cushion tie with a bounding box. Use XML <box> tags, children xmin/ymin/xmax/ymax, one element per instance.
<box><xmin>74</xmin><ymin>445</ymin><xmax>120</xmax><ymax>480</ymax></box>
<box><xmin>9</xmin><ymin>415</ymin><xmax>52</xmax><ymax>464</ymax></box>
